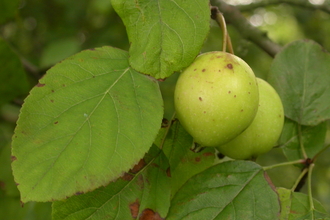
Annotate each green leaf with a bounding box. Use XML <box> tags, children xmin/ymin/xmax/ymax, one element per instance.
<box><xmin>166</xmin><ymin>161</ymin><xmax>280</xmax><ymax>220</ymax></box>
<box><xmin>111</xmin><ymin>0</ymin><xmax>210</xmax><ymax>79</ymax></box>
<box><xmin>158</xmin><ymin>119</ymin><xmax>195</xmax><ymax>170</ymax></box>
<box><xmin>0</xmin><ymin>37</ymin><xmax>29</xmax><ymax>106</ymax></box>
<box><xmin>52</xmin><ymin>145</ymin><xmax>170</xmax><ymax>220</ymax></box>
<box><xmin>268</xmin><ymin>39</ymin><xmax>330</xmax><ymax>126</ymax></box>
<box><xmin>278</xmin><ymin>118</ymin><xmax>327</xmax><ymax>161</ymax></box>
<box><xmin>11</xmin><ymin>46</ymin><xmax>164</xmax><ymax>202</ymax></box>
<box><xmin>157</xmin><ymin>120</ymin><xmax>215</xmax><ymax>196</ymax></box>
<box><xmin>278</xmin><ymin>187</ymin><xmax>329</xmax><ymax>220</ymax></box>
<box><xmin>0</xmin><ymin>0</ymin><xmax>19</xmax><ymax>24</ymax></box>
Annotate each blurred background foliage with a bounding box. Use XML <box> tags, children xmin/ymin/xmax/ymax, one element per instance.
<box><xmin>0</xmin><ymin>0</ymin><xmax>330</xmax><ymax>219</ymax></box>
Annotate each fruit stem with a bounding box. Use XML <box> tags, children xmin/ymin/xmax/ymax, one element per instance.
<box><xmin>211</xmin><ymin>6</ymin><xmax>234</xmax><ymax>54</ymax></box>
<box><xmin>262</xmin><ymin>159</ymin><xmax>304</xmax><ymax>171</ymax></box>
<box><xmin>307</xmin><ymin>163</ymin><xmax>315</xmax><ymax>213</ymax></box>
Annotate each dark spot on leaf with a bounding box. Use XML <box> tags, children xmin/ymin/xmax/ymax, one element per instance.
<box><xmin>202</xmin><ymin>69</ymin><xmax>206</xmax><ymax>72</ymax></box>
<box><xmin>75</xmin><ymin>191</ymin><xmax>84</xmax><ymax>195</ymax></box>
<box><xmin>228</xmin><ymin>91</ymin><xmax>231</xmax><ymax>94</ymax></box>
<box><xmin>36</xmin><ymin>83</ymin><xmax>45</xmax><ymax>87</ymax></box>
<box><xmin>51</xmin><ymin>90</ymin><xmax>54</xmax><ymax>93</ymax></box>
<box><xmin>54</xmin><ymin>121</ymin><xmax>58</xmax><ymax>124</ymax></box>
<box><xmin>234</xmin><ymin>95</ymin><xmax>236</xmax><ymax>98</ymax></box>
<box><xmin>139</xmin><ymin>208</ymin><xmax>163</xmax><ymax>220</ymax></box>
<box><xmin>194</xmin><ymin>68</ymin><xmax>197</xmax><ymax>71</ymax></box>
<box><xmin>20</xmin><ymin>201</ymin><xmax>24</xmax><ymax>208</ymax></box>
<box><xmin>203</xmin><ymin>111</ymin><xmax>206</xmax><ymax>113</ymax></box>
<box><xmin>50</xmin><ymin>100</ymin><xmax>54</xmax><ymax>103</ymax></box>
<box><xmin>227</xmin><ymin>64</ymin><xmax>233</xmax><ymax>69</ymax></box>
<box><xmin>195</xmin><ymin>157</ymin><xmax>201</xmax><ymax>162</ymax></box>
<box><xmin>62</xmin><ymin>84</ymin><xmax>66</xmax><ymax>87</ymax></box>
<box><xmin>161</xmin><ymin>118</ymin><xmax>169</xmax><ymax>128</ymax></box>
<box><xmin>240</xmin><ymin>109</ymin><xmax>244</xmax><ymax>112</ymax></box>
<box><xmin>157</xmin><ymin>78</ymin><xmax>166</xmax><ymax>82</ymax></box>
<box><xmin>216</xmin><ymin>56</ymin><xmax>222</xmax><ymax>58</ymax></box>
<box><xmin>166</xmin><ymin>167</ymin><xmax>171</xmax><ymax>177</ymax></box>
<box><xmin>130</xmin><ymin>199</ymin><xmax>140</xmax><ymax>219</ymax></box>
<box><xmin>217</xmin><ymin>153</ymin><xmax>225</xmax><ymax>159</ymax></box>
<box><xmin>199</xmin><ymin>97</ymin><xmax>202</xmax><ymax>101</ymax></box>
<box><xmin>11</xmin><ymin>156</ymin><xmax>17</xmax><ymax>161</ymax></box>
<box><xmin>130</xmin><ymin>159</ymin><xmax>146</xmax><ymax>174</ymax></box>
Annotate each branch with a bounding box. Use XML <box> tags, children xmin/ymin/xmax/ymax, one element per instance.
<box><xmin>210</xmin><ymin>0</ymin><xmax>282</xmax><ymax>57</ymax></box>
<box><xmin>238</xmin><ymin>0</ymin><xmax>330</xmax><ymax>14</ymax></box>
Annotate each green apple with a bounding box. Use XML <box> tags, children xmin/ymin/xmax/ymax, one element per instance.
<box><xmin>217</xmin><ymin>77</ymin><xmax>284</xmax><ymax>159</ymax></box>
<box><xmin>174</xmin><ymin>51</ymin><xmax>259</xmax><ymax>147</ymax></box>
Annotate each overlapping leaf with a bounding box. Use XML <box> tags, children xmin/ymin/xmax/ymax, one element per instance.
<box><xmin>166</xmin><ymin>160</ymin><xmax>280</xmax><ymax>220</ymax></box>
<box><xmin>278</xmin><ymin>118</ymin><xmax>327</xmax><ymax>161</ymax></box>
<box><xmin>111</xmin><ymin>0</ymin><xmax>210</xmax><ymax>79</ymax></box>
<box><xmin>268</xmin><ymin>40</ymin><xmax>330</xmax><ymax>126</ymax></box>
<box><xmin>156</xmin><ymin>120</ymin><xmax>215</xmax><ymax>196</ymax></box>
<box><xmin>52</xmin><ymin>146</ymin><xmax>170</xmax><ymax>220</ymax></box>
<box><xmin>278</xmin><ymin>187</ymin><xmax>329</xmax><ymax>220</ymax></box>
<box><xmin>11</xmin><ymin>46</ymin><xmax>163</xmax><ymax>202</ymax></box>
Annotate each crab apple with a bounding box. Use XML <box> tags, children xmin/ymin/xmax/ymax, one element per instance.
<box><xmin>217</xmin><ymin>77</ymin><xmax>284</xmax><ymax>160</ymax></box>
<box><xmin>174</xmin><ymin>51</ymin><xmax>259</xmax><ymax>147</ymax></box>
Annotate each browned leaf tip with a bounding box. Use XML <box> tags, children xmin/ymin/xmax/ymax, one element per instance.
<box><xmin>263</xmin><ymin>172</ymin><xmax>277</xmax><ymax>192</ymax></box>
<box><xmin>36</xmin><ymin>82</ymin><xmax>45</xmax><ymax>87</ymax></box>
<box><xmin>130</xmin><ymin>159</ymin><xmax>146</xmax><ymax>174</ymax></box>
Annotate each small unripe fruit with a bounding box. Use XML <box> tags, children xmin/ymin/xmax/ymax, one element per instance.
<box><xmin>217</xmin><ymin>78</ymin><xmax>284</xmax><ymax>159</ymax></box>
<box><xmin>174</xmin><ymin>51</ymin><xmax>259</xmax><ymax>147</ymax></box>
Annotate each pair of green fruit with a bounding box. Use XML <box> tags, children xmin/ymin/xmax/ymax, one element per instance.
<box><xmin>174</xmin><ymin>51</ymin><xmax>284</xmax><ymax>160</ymax></box>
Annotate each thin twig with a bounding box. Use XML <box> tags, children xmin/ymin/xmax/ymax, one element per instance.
<box><xmin>291</xmin><ymin>167</ymin><xmax>308</xmax><ymax>192</ymax></box>
<box><xmin>210</xmin><ymin>0</ymin><xmax>282</xmax><ymax>57</ymax></box>
<box><xmin>238</xmin><ymin>0</ymin><xmax>330</xmax><ymax>14</ymax></box>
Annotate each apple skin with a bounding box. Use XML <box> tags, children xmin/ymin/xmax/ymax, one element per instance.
<box><xmin>217</xmin><ymin>78</ymin><xmax>284</xmax><ymax>159</ymax></box>
<box><xmin>174</xmin><ymin>51</ymin><xmax>259</xmax><ymax>147</ymax></box>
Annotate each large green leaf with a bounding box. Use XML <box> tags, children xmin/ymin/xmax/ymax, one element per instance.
<box><xmin>52</xmin><ymin>145</ymin><xmax>170</xmax><ymax>220</ymax></box>
<box><xmin>0</xmin><ymin>37</ymin><xmax>29</xmax><ymax>106</ymax></box>
<box><xmin>166</xmin><ymin>161</ymin><xmax>280</xmax><ymax>220</ymax></box>
<box><xmin>278</xmin><ymin>118</ymin><xmax>327</xmax><ymax>161</ymax></box>
<box><xmin>278</xmin><ymin>187</ymin><xmax>329</xmax><ymax>220</ymax></box>
<box><xmin>111</xmin><ymin>0</ymin><xmax>210</xmax><ymax>79</ymax></box>
<box><xmin>268</xmin><ymin>40</ymin><xmax>330</xmax><ymax>126</ymax></box>
<box><xmin>11</xmin><ymin>46</ymin><xmax>163</xmax><ymax>202</ymax></box>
